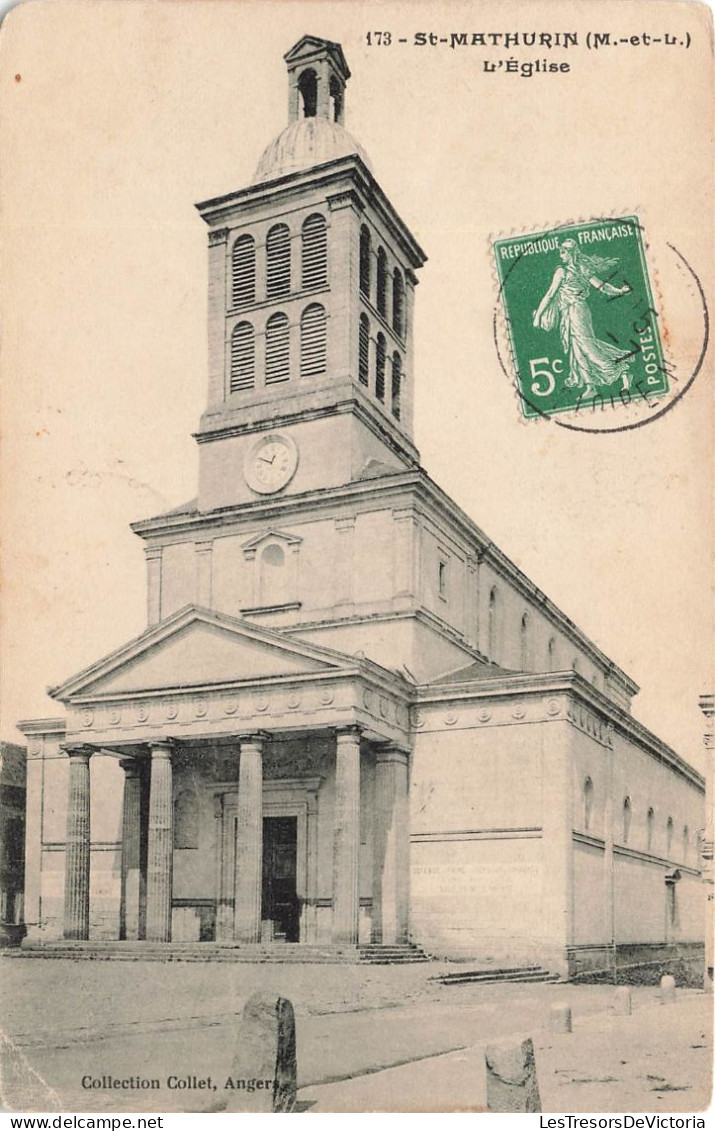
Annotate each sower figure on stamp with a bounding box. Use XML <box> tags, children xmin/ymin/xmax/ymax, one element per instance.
<box><xmin>532</xmin><ymin>239</ymin><xmax>631</xmax><ymax>400</ymax></box>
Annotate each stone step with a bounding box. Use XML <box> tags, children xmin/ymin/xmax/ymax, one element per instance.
<box><xmin>358</xmin><ymin>943</ymin><xmax>430</xmax><ymax>965</ymax></box>
<box><xmin>439</xmin><ymin>964</ymin><xmax>541</xmax><ymax>979</ymax></box>
<box><xmin>14</xmin><ymin>942</ymin><xmax>363</xmax><ymax>964</ymax></box>
<box><xmin>435</xmin><ymin>966</ymin><xmax>558</xmax><ymax>986</ymax></box>
<box><xmin>13</xmin><ymin>940</ymin><xmax>435</xmax><ymax>965</ymax></box>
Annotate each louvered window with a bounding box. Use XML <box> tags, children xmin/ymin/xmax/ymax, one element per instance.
<box><xmin>375</xmin><ymin>333</ymin><xmax>386</xmax><ymax>402</ymax></box>
<box><xmin>265</xmin><ymin>312</ymin><xmax>290</xmax><ymax>384</ymax></box>
<box><xmin>392</xmin><ymin>268</ymin><xmax>405</xmax><ymax>337</ymax></box>
<box><xmin>266</xmin><ymin>224</ymin><xmax>291</xmax><ymax>299</ymax></box>
<box><xmin>359</xmin><ymin>225</ymin><xmax>371</xmax><ymax>298</ymax></box>
<box><xmin>231</xmin><ymin>235</ymin><xmax>255</xmax><ymax>308</ymax></box>
<box><xmin>391</xmin><ymin>351</ymin><xmax>402</xmax><ymax>419</ymax></box>
<box><xmin>376</xmin><ymin>247</ymin><xmax>388</xmax><ymax>317</ymax></box>
<box><xmin>301</xmin><ymin>214</ymin><xmax>328</xmax><ymax>290</ymax></box>
<box><xmin>300</xmin><ymin>304</ymin><xmax>326</xmax><ymax>377</ymax></box>
<box><xmin>230</xmin><ymin>322</ymin><xmax>255</xmax><ymax>392</ymax></box>
<box><xmin>359</xmin><ymin>314</ymin><xmax>370</xmax><ymax>386</ymax></box>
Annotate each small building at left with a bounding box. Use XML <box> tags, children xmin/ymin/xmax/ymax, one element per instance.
<box><xmin>0</xmin><ymin>741</ymin><xmax>26</xmax><ymax>945</ymax></box>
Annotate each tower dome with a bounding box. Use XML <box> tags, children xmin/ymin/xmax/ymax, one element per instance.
<box><xmin>252</xmin><ymin>117</ymin><xmax>372</xmax><ymax>184</ymax></box>
<box><xmin>252</xmin><ymin>35</ymin><xmax>371</xmax><ymax>185</ymax></box>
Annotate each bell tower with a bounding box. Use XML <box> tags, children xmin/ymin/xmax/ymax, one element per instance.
<box><xmin>194</xmin><ymin>36</ymin><xmax>426</xmax><ymax>513</ymax></box>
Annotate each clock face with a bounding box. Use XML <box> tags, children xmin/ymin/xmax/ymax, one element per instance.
<box><xmin>244</xmin><ymin>434</ymin><xmax>298</xmax><ymax>494</ymax></box>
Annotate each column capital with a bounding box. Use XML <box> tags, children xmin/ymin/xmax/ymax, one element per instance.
<box><xmin>335</xmin><ymin>724</ymin><xmax>363</xmax><ymax>740</ymax></box>
<box><xmin>375</xmin><ymin>743</ymin><xmax>410</xmax><ymax>764</ymax></box>
<box><xmin>148</xmin><ymin>738</ymin><xmax>174</xmax><ymax>759</ymax></box>
<box><xmin>326</xmin><ymin>188</ymin><xmax>364</xmax><ymax>214</ymax></box>
<box><xmin>208</xmin><ymin>226</ymin><xmax>229</xmax><ymax>247</ymax></box>
<box><xmin>119</xmin><ymin>757</ymin><xmax>141</xmax><ymax>777</ymax></box>
<box><xmin>699</xmin><ymin>693</ymin><xmax>715</xmax><ymax>725</ymax></box>
<box><xmin>238</xmin><ymin>731</ymin><xmax>271</xmax><ymax>749</ymax></box>
<box><xmin>60</xmin><ymin>743</ymin><xmax>94</xmax><ymax>762</ymax></box>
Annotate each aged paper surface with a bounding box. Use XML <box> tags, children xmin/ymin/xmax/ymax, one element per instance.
<box><xmin>0</xmin><ymin>0</ymin><xmax>712</xmax><ymax>1117</ymax></box>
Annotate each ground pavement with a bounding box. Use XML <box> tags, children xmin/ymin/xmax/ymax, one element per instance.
<box><xmin>0</xmin><ymin>957</ymin><xmax>711</xmax><ymax>1114</ymax></box>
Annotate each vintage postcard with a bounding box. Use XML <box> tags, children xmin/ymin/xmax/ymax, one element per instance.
<box><xmin>0</xmin><ymin>0</ymin><xmax>712</xmax><ymax>1118</ymax></box>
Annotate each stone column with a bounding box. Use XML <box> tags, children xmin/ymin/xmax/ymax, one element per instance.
<box><xmin>119</xmin><ymin>758</ymin><xmax>142</xmax><ymax>941</ymax></box>
<box><xmin>62</xmin><ymin>745</ymin><xmax>93</xmax><ymax>940</ymax></box>
<box><xmin>145</xmin><ymin>740</ymin><xmax>174</xmax><ymax>942</ymax></box>
<box><xmin>332</xmin><ymin>726</ymin><xmax>362</xmax><ymax>945</ymax></box>
<box><xmin>372</xmin><ymin>746</ymin><xmax>410</xmax><ymax>944</ymax></box>
<box><xmin>214</xmin><ymin>792</ymin><xmax>234</xmax><ymax>942</ymax></box>
<box><xmin>234</xmin><ymin>734</ymin><xmax>267</xmax><ymax>943</ymax></box>
<box><xmin>699</xmin><ymin>693</ymin><xmax>714</xmax><ymax>991</ymax></box>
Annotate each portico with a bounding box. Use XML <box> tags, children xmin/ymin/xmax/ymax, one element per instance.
<box><xmin>40</xmin><ymin>606</ymin><xmax>412</xmax><ymax>949</ymax></box>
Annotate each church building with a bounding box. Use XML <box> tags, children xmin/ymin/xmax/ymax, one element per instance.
<box><xmin>19</xmin><ymin>37</ymin><xmax>704</xmax><ymax>980</ymax></box>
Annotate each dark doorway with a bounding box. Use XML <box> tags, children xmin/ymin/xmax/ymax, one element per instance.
<box><xmin>262</xmin><ymin>816</ymin><xmax>299</xmax><ymax>942</ymax></box>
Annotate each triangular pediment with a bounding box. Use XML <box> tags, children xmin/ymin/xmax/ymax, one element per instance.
<box><xmin>284</xmin><ymin>36</ymin><xmax>350</xmax><ymax>80</ymax></box>
<box><xmin>49</xmin><ymin>606</ymin><xmax>356</xmax><ymax>701</ymax></box>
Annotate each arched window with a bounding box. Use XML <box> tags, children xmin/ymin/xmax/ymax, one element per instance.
<box><xmin>300</xmin><ymin>303</ymin><xmax>326</xmax><ymax>377</ymax></box>
<box><xmin>174</xmin><ymin>789</ymin><xmax>199</xmax><ymax>849</ymax></box>
<box><xmin>260</xmin><ymin>543</ymin><xmax>288</xmax><ymax>606</ymax></box>
<box><xmin>375</xmin><ymin>333</ymin><xmax>386</xmax><ymax>401</ymax></box>
<box><xmin>520</xmin><ymin>612</ymin><xmax>530</xmax><ymax>670</ymax></box>
<box><xmin>647</xmin><ymin>807</ymin><xmax>655</xmax><ymax>851</ymax></box>
<box><xmin>329</xmin><ymin>75</ymin><xmax>343</xmax><ymax>124</ymax></box>
<box><xmin>298</xmin><ymin>69</ymin><xmax>317</xmax><ymax>118</ymax></box>
<box><xmin>358</xmin><ymin>314</ymin><xmax>370</xmax><ymax>386</ymax></box>
<box><xmin>391</xmin><ymin>352</ymin><xmax>402</xmax><ymax>420</ymax></box>
<box><xmin>666</xmin><ymin>816</ymin><xmax>674</xmax><ymax>855</ymax></box>
<box><xmin>547</xmin><ymin>636</ymin><xmax>557</xmax><ymax>672</ymax></box>
<box><xmin>392</xmin><ymin>268</ymin><xmax>405</xmax><ymax>337</ymax></box>
<box><xmin>266</xmin><ymin>224</ymin><xmax>291</xmax><ymax>299</ymax></box>
<box><xmin>376</xmin><ymin>247</ymin><xmax>388</xmax><ymax>317</ymax></box>
<box><xmin>682</xmin><ymin>826</ymin><xmax>689</xmax><ymax>862</ymax></box>
<box><xmin>301</xmin><ymin>214</ymin><xmax>327</xmax><ymax>290</ymax></box>
<box><xmin>232</xmin><ymin>234</ymin><xmax>255</xmax><ymax>308</ymax></box>
<box><xmin>583</xmin><ymin>777</ymin><xmax>594</xmax><ymax>832</ymax></box>
<box><xmin>622</xmin><ymin>797</ymin><xmax>632</xmax><ymax>844</ymax></box>
<box><xmin>265</xmin><ymin>312</ymin><xmax>290</xmax><ymax>384</ymax></box>
<box><xmin>488</xmin><ymin>587</ymin><xmax>499</xmax><ymax>661</ymax></box>
<box><xmin>359</xmin><ymin>226</ymin><xmax>371</xmax><ymax>298</ymax></box>
<box><xmin>230</xmin><ymin>322</ymin><xmax>255</xmax><ymax>392</ymax></box>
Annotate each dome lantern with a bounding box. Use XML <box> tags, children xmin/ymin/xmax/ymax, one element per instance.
<box><xmin>252</xmin><ymin>37</ymin><xmax>371</xmax><ymax>185</ymax></box>
<box><xmin>285</xmin><ymin>35</ymin><xmax>350</xmax><ymax>126</ymax></box>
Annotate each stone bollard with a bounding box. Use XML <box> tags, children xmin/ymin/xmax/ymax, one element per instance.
<box><xmin>660</xmin><ymin>974</ymin><xmax>676</xmax><ymax>1004</ymax></box>
<box><xmin>613</xmin><ymin>987</ymin><xmax>632</xmax><ymax>1015</ymax></box>
<box><xmin>226</xmin><ymin>992</ymin><xmax>297</xmax><ymax>1112</ymax></box>
<box><xmin>485</xmin><ymin>1037</ymin><xmax>542</xmax><ymax>1113</ymax></box>
<box><xmin>549</xmin><ymin>1002</ymin><xmax>573</xmax><ymax>1033</ymax></box>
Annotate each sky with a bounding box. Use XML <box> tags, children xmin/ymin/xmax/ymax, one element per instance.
<box><xmin>1</xmin><ymin>0</ymin><xmax>712</xmax><ymax>770</ymax></box>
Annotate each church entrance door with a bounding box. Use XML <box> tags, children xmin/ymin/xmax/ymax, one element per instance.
<box><xmin>262</xmin><ymin>816</ymin><xmax>299</xmax><ymax>942</ymax></box>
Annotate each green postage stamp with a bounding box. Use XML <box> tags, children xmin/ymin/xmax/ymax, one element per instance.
<box><xmin>494</xmin><ymin>217</ymin><xmax>668</xmax><ymax>420</ymax></box>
